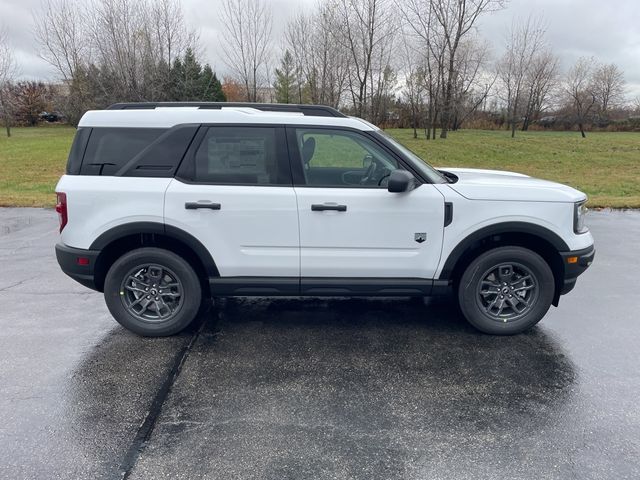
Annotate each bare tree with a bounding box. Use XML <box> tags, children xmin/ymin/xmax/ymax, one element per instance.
<box><xmin>450</xmin><ymin>36</ymin><xmax>494</xmax><ymax>130</ymax></box>
<box><xmin>401</xmin><ymin>0</ymin><xmax>498</xmax><ymax>138</ymax></box>
<box><xmin>497</xmin><ymin>16</ymin><xmax>546</xmax><ymax>137</ymax></box>
<box><xmin>399</xmin><ymin>31</ymin><xmax>426</xmax><ymax>138</ymax></box>
<box><xmin>331</xmin><ymin>0</ymin><xmax>397</xmax><ymax>119</ymax></box>
<box><xmin>34</xmin><ymin>0</ymin><xmax>88</xmax><ymax>82</ymax></box>
<box><xmin>430</xmin><ymin>0</ymin><xmax>505</xmax><ymax>138</ymax></box>
<box><xmin>400</xmin><ymin>0</ymin><xmax>441</xmax><ymax>139</ymax></box>
<box><xmin>151</xmin><ymin>0</ymin><xmax>197</xmax><ymax>68</ymax></box>
<box><xmin>220</xmin><ymin>0</ymin><xmax>273</xmax><ymax>102</ymax></box>
<box><xmin>521</xmin><ymin>49</ymin><xmax>558</xmax><ymax>131</ymax></box>
<box><xmin>284</xmin><ymin>3</ymin><xmax>348</xmax><ymax>107</ymax></box>
<box><xmin>0</xmin><ymin>26</ymin><xmax>18</xmax><ymax>137</ymax></box>
<box><xmin>592</xmin><ymin>63</ymin><xmax>625</xmax><ymax>116</ymax></box>
<box><xmin>564</xmin><ymin>57</ymin><xmax>597</xmax><ymax>138</ymax></box>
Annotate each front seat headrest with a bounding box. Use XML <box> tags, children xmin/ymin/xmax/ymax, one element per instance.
<box><xmin>302</xmin><ymin>137</ymin><xmax>316</xmax><ymax>165</ymax></box>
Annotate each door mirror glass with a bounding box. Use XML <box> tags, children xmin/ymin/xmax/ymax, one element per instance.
<box><xmin>387</xmin><ymin>169</ymin><xmax>415</xmax><ymax>193</ymax></box>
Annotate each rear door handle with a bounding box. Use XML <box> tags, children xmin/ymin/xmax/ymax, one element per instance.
<box><xmin>185</xmin><ymin>201</ymin><xmax>221</xmax><ymax>210</ymax></box>
<box><xmin>311</xmin><ymin>204</ymin><xmax>347</xmax><ymax>212</ymax></box>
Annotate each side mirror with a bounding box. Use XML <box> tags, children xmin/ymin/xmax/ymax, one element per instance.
<box><xmin>387</xmin><ymin>169</ymin><xmax>415</xmax><ymax>193</ymax></box>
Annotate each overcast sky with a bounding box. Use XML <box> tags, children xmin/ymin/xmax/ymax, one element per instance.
<box><xmin>1</xmin><ymin>0</ymin><xmax>639</xmax><ymax>98</ymax></box>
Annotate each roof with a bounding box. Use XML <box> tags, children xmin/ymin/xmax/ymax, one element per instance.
<box><xmin>78</xmin><ymin>106</ymin><xmax>376</xmax><ymax>131</ymax></box>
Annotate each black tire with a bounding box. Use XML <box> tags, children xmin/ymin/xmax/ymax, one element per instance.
<box><xmin>104</xmin><ymin>247</ymin><xmax>202</xmax><ymax>337</ymax></box>
<box><xmin>457</xmin><ymin>246</ymin><xmax>554</xmax><ymax>335</ymax></box>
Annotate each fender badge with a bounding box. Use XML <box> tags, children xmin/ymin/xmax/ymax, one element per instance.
<box><xmin>415</xmin><ymin>233</ymin><xmax>426</xmax><ymax>243</ymax></box>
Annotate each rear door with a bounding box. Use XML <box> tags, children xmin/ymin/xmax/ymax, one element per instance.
<box><xmin>164</xmin><ymin>125</ymin><xmax>300</xmax><ymax>280</ymax></box>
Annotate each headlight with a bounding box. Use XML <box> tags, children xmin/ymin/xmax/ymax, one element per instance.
<box><xmin>574</xmin><ymin>200</ymin><xmax>589</xmax><ymax>234</ymax></box>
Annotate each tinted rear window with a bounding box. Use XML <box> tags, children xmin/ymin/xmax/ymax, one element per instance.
<box><xmin>80</xmin><ymin>128</ymin><xmax>165</xmax><ymax>176</ymax></box>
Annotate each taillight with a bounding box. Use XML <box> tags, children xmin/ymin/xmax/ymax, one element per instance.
<box><xmin>55</xmin><ymin>192</ymin><xmax>68</xmax><ymax>232</ymax></box>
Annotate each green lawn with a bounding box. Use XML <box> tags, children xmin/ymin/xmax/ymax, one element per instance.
<box><xmin>386</xmin><ymin>129</ymin><xmax>640</xmax><ymax>209</ymax></box>
<box><xmin>1</xmin><ymin>126</ymin><xmax>639</xmax><ymax>208</ymax></box>
<box><xmin>0</xmin><ymin>126</ymin><xmax>76</xmax><ymax>207</ymax></box>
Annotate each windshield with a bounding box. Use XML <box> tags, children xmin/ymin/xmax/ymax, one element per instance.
<box><xmin>375</xmin><ymin>130</ymin><xmax>447</xmax><ymax>184</ymax></box>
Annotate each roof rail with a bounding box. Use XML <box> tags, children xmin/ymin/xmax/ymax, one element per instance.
<box><xmin>105</xmin><ymin>102</ymin><xmax>347</xmax><ymax>118</ymax></box>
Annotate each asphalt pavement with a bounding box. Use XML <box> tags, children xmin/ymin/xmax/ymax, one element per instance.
<box><xmin>0</xmin><ymin>208</ymin><xmax>638</xmax><ymax>480</ymax></box>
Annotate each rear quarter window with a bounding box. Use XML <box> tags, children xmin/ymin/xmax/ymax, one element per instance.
<box><xmin>80</xmin><ymin>128</ymin><xmax>165</xmax><ymax>176</ymax></box>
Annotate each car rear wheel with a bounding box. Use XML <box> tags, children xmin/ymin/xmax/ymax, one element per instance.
<box><xmin>104</xmin><ymin>247</ymin><xmax>202</xmax><ymax>336</ymax></box>
<box><xmin>457</xmin><ymin>246</ymin><xmax>554</xmax><ymax>335</ymax></box>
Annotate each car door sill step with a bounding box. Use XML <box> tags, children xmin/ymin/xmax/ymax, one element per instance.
<box><xmin>209</xmin><ymin>277</ymin><xmax>446</xmax><ymax>297</ymax></box>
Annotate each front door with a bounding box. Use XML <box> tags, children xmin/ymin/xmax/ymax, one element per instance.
<box><xmin>288</xmin><ymin>127</ymin><xmax>445</xmax><ymax>280</ymax></box>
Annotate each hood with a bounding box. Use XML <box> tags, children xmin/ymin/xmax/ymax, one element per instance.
<box><xmin>438</xmin><ymin>167</ymin><xmax>587</xmax><ymax>203</ymax></box>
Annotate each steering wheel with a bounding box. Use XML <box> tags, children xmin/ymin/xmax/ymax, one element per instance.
<box><xmin>360</xmin><ymin>158</ymin><xmax>378</xmax><ymax>185</ymax></box>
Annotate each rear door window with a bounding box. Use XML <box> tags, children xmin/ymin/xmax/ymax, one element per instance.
<box><xmin>185</xmin><ymin>126</ymin><xmax>291</xmax><ymax>185</ymax></box>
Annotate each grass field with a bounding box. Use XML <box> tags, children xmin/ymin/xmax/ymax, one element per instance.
<box><xmin>1</xmin><ymin>125</ymin><xmax>639</xmax><ymax>208</ymax></box>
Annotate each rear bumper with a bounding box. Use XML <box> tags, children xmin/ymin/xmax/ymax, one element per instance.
<box><xmin>558</xmin><ymin>245</ymin><xmax>595</xmax><ymax>295</ymax></box>
<box><xmin>55</xmin><ymin>243</ymin><xmax>101</xmax><ymax>291</ymax></box>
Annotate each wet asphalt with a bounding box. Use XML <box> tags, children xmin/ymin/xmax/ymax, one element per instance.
<box><xmin>0</xmin><ymin>208</ymin><xmax>638</xmax><ymax>480</ymax></box>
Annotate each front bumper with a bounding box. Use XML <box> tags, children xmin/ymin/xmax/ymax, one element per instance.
<box><xmin>55</xmin><ymin>243</ymin><xmax>101</xmax><ymax>291</ymax></box>
<box><xmin>558</xmin><ymin>245</ymin><xmax>595</xmax><ymax>295</ymax></box>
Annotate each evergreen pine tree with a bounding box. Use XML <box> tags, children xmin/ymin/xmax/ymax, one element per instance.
<box><xmin>169</xmin><ymin>50</ymin><xmax>226</xmax><ymax>102</ymax></box>
<box><xmin>274</xmin><ymin>50</ymin><xmax>298</xmax><ymax>104</ymax></box>
<box><xmin>200</xmin><ymin>65</ymin><xmax>226</xmax><ymax>101</ymax></box>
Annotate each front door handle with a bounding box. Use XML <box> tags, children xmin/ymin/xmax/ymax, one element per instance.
<box><xmin>185</xmin><ymin>201</ymin><xmax>221</xmax><ymax>210</ymax></box>
<box><xmin>311</xmin><ymin>204</ymin><xmax>347</xmax><ymax>212</ymax></box>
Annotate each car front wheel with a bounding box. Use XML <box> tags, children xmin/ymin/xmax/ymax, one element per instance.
<box><xmin>104</xmin><ymin>247</ymin><xmax>202</xmax><ymax>337</ymax></box>
<box><xmin>457</xmin><ymin>246</ymin><xmax>554</xmax><ymax>335</ymax></box>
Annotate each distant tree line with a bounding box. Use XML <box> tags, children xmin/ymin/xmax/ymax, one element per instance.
<box><xmin>220</xmin><ymin>0</ymin><xmax>634</xmax><ymax>138</ymax></box>
<box><xmin>1</xmin><ymin>0</ymin><xmax>638</xmax><ymax>137</ymax></box>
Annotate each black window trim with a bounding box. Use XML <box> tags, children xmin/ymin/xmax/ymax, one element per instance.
<box><xmin>67</xmin><ymin>127</ymin><xmax>93</xmax><ymax>175</ymax></box>
<box><xmin>175</xmin><ymin>123</ymin><xmax>294</xmax><ymax>187</ymax></box>
<box><xmin>285</xmin><ymin>125</ymin><xmax>428</xmax><ymax>189</ymax></box>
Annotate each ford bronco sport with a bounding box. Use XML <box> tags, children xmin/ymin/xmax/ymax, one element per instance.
<box><xmin>55</xmin><ymin>103</ymin><xmax>595</xmax><ymax>336</ymax></box>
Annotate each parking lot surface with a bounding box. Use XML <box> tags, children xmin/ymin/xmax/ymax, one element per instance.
<box><xmin>0</xmin><ymin>208</ymin><xmax>638</xmax><ymax>480</ymax></box>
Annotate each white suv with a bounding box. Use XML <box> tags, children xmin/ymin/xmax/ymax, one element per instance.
<box><xmin>55</xmin><ymin>103</ymin><xmax>595</xmax><ymax>336</ymax></box>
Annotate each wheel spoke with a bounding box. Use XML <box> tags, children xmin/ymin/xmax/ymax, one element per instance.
<box><xmin>129</xmin><ymin>295</ymin><xmax>147</xmax><ymax>309</ymax></box>
<box><xmin>128</xmin><ymin>276</ymin><xmax>149</xmax><ymax>287</ymax></box>
<box><xmin>513</xmin><ymin>284</ymin><xmax>534</xmax><ymax>293</ymax></box>
<box><xmin>486</xmin><ymin>296</ymin><xmax>500</xmax><ymax>313</ymax></box>
<box><xmin>510</xmin><ymin>275</ymin><xmax>532</xmax><ymax>287</ymax></box>
<box><xmin>125</xmin><ymin>285</ymin><xmax>147</xmax><ymax>294</ymax></box>
<box><xmin>507</xmin><ymin>296</ymin><xmax>525</xmax><ymax>312</ymax></box>
<box><xmin>153</xmin><ymin>300</ymin><xmax>167</xmax><ymax>318</ymax></box>
<box><xmin>160</xmin><ymin>291</ymin><xmax>180</xmax><ymax>298</ymax></box>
